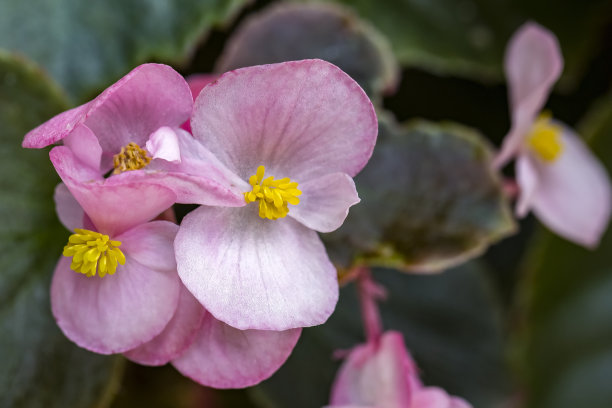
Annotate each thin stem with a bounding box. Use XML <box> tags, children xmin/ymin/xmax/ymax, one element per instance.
<box><xmin>356</xmin><ymin>266</ymin><xmax>386</xmax><ymax>344</ymax></box>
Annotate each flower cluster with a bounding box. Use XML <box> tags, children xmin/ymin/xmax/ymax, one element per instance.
<box><xmin>23</xmin><ymin>59</ymin><xmax>377</xmax><ymax>388</ymax></box>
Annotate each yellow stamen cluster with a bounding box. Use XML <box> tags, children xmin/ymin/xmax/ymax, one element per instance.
<box><xmin>112</xmin><ymin>142</ymin><xmax>151</xmax><ymax>174</ymax></box>
<box><xmin>244</xmin><ymin>165</ymin><xmax>302</xmax><ymax>220</ymax></box>
<box><xmin>527</xmin><ymin>113</ymin><xmax>564</xmax><ymax>162</ymax></box>
<box><xmin>63</xmin><ymin>229</ymin><xmax>126</xmax><ymax>277</ymax></box>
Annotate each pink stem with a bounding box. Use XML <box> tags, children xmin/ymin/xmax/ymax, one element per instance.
<box><xmin>356</xmin><ymin>267</ymin><xmax>386</xmax><ymax>344</ymax></box>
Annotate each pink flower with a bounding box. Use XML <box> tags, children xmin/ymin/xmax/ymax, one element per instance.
<box><xmin>494</xmin><ymin>22</ymin><xmax>611</xmax><ymax>248</ymax></box>
<box><xmin>51</xmin><ymin>182</ymin><xmax>181</xmax><ymax>354</ymax></box>
<box><xmin>328</xmin><ymin>331</ymin><xmax>472</xmax><ymax>408</ymax></box>
<box><xmin>164</xmin><ymin>59</ymin><xmax>378</xmax><ymax>331</ymax></box>
<box><xmin>23</xmin><ymin>63</ymin><xmax>244</xmax><ymax>209</ymax></box>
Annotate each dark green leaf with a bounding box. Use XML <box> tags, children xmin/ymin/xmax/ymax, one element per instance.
<box><xmin>517</xmin><ymin>93</ymin><xmax>612</xmax><ymax>408</ymax></box>
<box><xmin>0</xmin><ymin>52</ymin><xmax>123</xmax><ymax>408</ymax></box>
<box><xmin>324</xmin><ymin>113</ymin><xmax>516</xmax><ymax>273</ymax></box>
<box><xmin>0</xmin><ymin>0</ymin><xmax>249</xmax><ymax>101</ymax></box>
<box><xmin>325</xmin><ymin>0</ymin><xmax>612</xmax><ymax>88</ymax></box>
<box><xmin>253</xmin><ymin>262</ymin><xmax>512</xmax><ymax>408</ymax></box>
<box><xmin>216</xmin><ymin>2</ymin><xmax>398</xmax><ymax>100</ymax></box>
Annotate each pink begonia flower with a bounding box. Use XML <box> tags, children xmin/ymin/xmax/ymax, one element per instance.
<box><xmin>328</xmin><ymin>331</ymin><xmax>472</xmax><ymax>408</ymax></box>
<box><xmin>494</xmin><ymin>22</ymin><xmax>611</xmax><ymax>248</ymax></box>
<box><xmin>22</xmin><ymin>63</ymin><xmax>244</xmax><ymax>209</ymax></box>
<box><xmin>51</xmin><ymin>182</ymin><xmax>181</xmax><ymax>354</ymax></box>
<box><xmin>163</xmin><ymin>59</ymin><xmax>377</xmax><ymax>332</ymax></box>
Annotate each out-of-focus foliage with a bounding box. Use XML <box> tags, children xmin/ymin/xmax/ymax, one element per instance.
<box><xmin>0</xmin><ymin>0</ymin><xmax>250</xmax><ymax>101</ymax></box>
<box><xmin>216</xmin><ymin>2</ymin><xmax>398</xmax><ymax>99</ymax></box>
<box><xmin>0</xmin><ymin>53</ymin><xmax>123</xmax><ymax>408</ymax></box>
<box><xmin>517</xmin><ymin>93</ymin><xmax>612</xmax><ymax>408</ymax></box>
<box><xmin>322</xmin><ymin>0</ymin><xmax>612</xmax><ymax>87</ymax></box>
<box><xmin>324</xmin><ymin>114</ymin><xmax>516</xmax><ymax>273</ymax></box>
<box><xmin>253</xmin><ymin>262</ymin><xmax>511</xmax><ymax>408</ymax></box>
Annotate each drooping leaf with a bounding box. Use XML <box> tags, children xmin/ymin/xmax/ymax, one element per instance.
<box><xmin>0</xmin><ymin>0</ymin><xmax>250</xmax><ymax>101</ymax></box>
<box><xmin>216</xmin><ymin>2</ymin><xmax>398</xmax><ymax>100</ymax></box>
<box><xmin>0</xmin><ymin>52</ymin><xmax>122</xmax><ymax>408</ymax></box>
<box><xmin>517</xmin><ymin>92</ymin><xmax>612</xmax><ymax>408</ymax></box>
<box><xmin>323</xmin><ymin>0</ymin><xmax>612</xmax><ymax>88</ymax></box>
<box><xmin>253</xmin><ymin>262</ymin><xmax>512</xmax><ymax>408</ymax></box>
<box><xmin>324</xmin><ymin>113</ymin><xmax>516</xmax><ymax>273</ymax></box>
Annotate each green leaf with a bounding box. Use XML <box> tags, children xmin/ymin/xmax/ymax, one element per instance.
<box><xmin>216</xmin><ymin>2</ymin><xmax>398</xmax><ymax>100</ymax></box>
<box><xmin>324</xmin><ymin>113</ymin><xmax>516</xmax><ymax>273</ymax></box>
<box><xmin>323</xmin><ymin>0</ymin><xmax>612</xmax><ymax>88</ymax></box>
<box><xmin>517</xmin><ymin>93</ymin><xmax>612</xmax><ymax>408</ymax></box>
<box><xmin>0</xmin><ymin>52</ymin><xmax>122</xmax><ymax>408</ymax></box>
<box><xmin>0</xmin><ymin>0</ymin><xmax>249</xmax><ymax>101</ymax></box>
<box><xmin>253</xmin><ymin>262</ymin><xmax>512</xmax><ymax>408</ymax></box>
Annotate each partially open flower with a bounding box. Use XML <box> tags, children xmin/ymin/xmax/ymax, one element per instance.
<box><xmin>494</xmin><ymin>22</ymin><xmax>611</xmax><ymax>248</ymax></box>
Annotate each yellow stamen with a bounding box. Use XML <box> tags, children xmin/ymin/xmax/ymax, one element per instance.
<box><xmin>63</xmin><ymin>229</ymin><xmax>126</xmax><ymax>278</ymax></box>
<box><xmin>112</xmin><ymin>142</ymin><xmax>151</xmax><ymax>174</ymax></box>
<box><xmin>244</xmin><ymin>165</ymin><xmax>302</xmax><ymax>220</ymax></box>
<box><xmin>527</xmin><ymin>113</ymin><xmax>564</xmax><ymax>162</ymax></box>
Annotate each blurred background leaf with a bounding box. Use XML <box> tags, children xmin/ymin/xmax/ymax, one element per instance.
<box><xmin>515</xmin><ymin>91</ymin><xmax>612</xmax><ymax>408</ymax></box>
<box><xmin>0</xmin><ymin>53</ymin><xmax>123</xmax><ymax>408</ymax></box>
<box><xmin>324</xmin><ymin>113</ymin><xmax>516</xmax><ymax>273</ymax></box>
<box><xmin>319</xmin><ymin>0</ymin><xmax>612</xmax><ymax>89</ymax></box>
<box><xmin>253</xmin><ymin>262</ymin><xmax>512</xmax><ymax>408</ymax></box>
<box><xmin>0</xmin><ymin>0</ymin><xmax>251</xmax><ymax>102</ymax></box>
<box><xmin>216</xmin><ymin>2</ymin><xmax>399</xmax><ymax>100</ymax></box>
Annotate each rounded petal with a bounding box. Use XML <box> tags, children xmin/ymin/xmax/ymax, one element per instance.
<box><xmin>175</xmin><ymin>205</ymin><xmax>339</xmax><ymax>330</ymax></box>
<box><xmin>54</xmin><ymin>183</ymin><xmax>84</xmax><ymax>231</ymax></box>
<box><xmin>24</xmin><ymin>64</ymin><xmax>192</xmax><ymax>163</ymax></box>
<box><xmin>172</xmin><ymin>312</ymin><xmax>301</xmax><ymax>388</ymax></box>
<box><xmin>51</xmin><ymin>255</ymin><xmax>180</xmax><ymax>354</ymax></box>
<box><xmin>62</xmin><ymin>124</ymin><xmax>102</xmax><ymax>171</ymax></box>
<box><xmin>124</xmin><ymin>285</ymin><xmax>205</xmax><ymax>366</ymax></box>
<box><xmin>187</xmin><ymin>74</ymin><xmax>218</xmax><ymax>100</ymax></box>
<box><xmin>190</xmin><ymin>59</ymin><xmax>377</xmax><ymax>182</ymax></box>
<box><xmin>289</xmin><ymin>172</ymin><xmax>360</xmax><ymax>233</ymax></box>
<box><xmin>412</xmin><ymin>388</ymin><xmax>473</xmax><ymax>408</ymax></box>
<box><xmin>330</xmin><ymin>331</ymin><xmax>414</xmax><ymax>407</ymax></box>
<box><xmin>527</xmin><ymin>126</ymin><xmax>611</xmax><ymax>248</ymax></box>
<box><xmin>50</xmin><ymin>146</ymin><xmax>177</xmax><ymax>236</ymax></box>
<box><xmin>118</xmin><ymin>220</ymin><xmax>179</xmax><ymax>272</ymax></box>
<box><xmin>146</xmin><ymin>126</ymin><xmax>181</xmax><ymax>163</ymax></box>
<box><xmin>495</xmin><ymin>22</ymin><xmax>563</xmax><ymax>168</ymax></box>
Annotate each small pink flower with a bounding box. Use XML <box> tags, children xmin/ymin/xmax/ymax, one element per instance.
<box><xmin>51</xmin><ymin>183</ymin><xmax>181</xmax><ymax>354</ymax></box>
<box><xmin>328</xmin><ymin>331</ymin><xmax>472</xmax><ymax>408</ymax></box>
<box><xmin>494</xmin><ymin>22</ymin><xmax>611</xmax><ymax>248</ymax></box>
<box><xmin>164</xmin><ymin>59</ymin><xmax>378</xmax><ymax>331</ymax></box>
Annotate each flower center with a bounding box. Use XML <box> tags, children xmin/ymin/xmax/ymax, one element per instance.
<box><xmin>244</xmin><ymin>165</ymin><xmax>302</xmax><ymax>220</ymax></box>
<box><xmin>112</xmin><ymin>142</ymin><xmax>151</xmax><ymax>174</ymax></box>
<box><xmin>63</xmin><ymin>229</ymin><xmax>126</xmax><ymax>277</ymax></box>
<box><xmin>527</xmin><ymin>114</ymin><xmax>563</xmax><ymax>162</ymax></box>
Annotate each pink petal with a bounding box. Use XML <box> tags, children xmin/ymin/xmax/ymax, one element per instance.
<box><xmin>175</xmin><ymin>205</ymin><xmax>339</xmax><ymax>330</ymax></box>
<box><xmin>515</xmin><ymin>154</ymin><xmax>539</xmax><ymax>217</ymax></box>
<box><xmin>54</xmin><ymin>183</ymin><xmax>84</xmax><ymax>231</ymax></box>
<box><xmin>190</xmin><ymin>59</ymin><xmax>377</xmax><ymax>182</ymax></box>
<box><xmin>23</xmin><ymin>64</ymin><xmax>192</xmax><ymax>167</ymax></box>
<box><xmin>330</xmin><ymin>331</ymin><xmax>414</xmax><ymax>407</ymax></box>
<box><xmin>117</xmin><ymin>220</ymin><xmax>179</xmax><ymax>272</ymax></box>
<box><xmin>526</xmin><ymin>125</ymin><xmax>611</xmax><ymax>248</ymax></box>
<box><xmin>124</xmin><ymin>284</ymin><xmax>205</xmax><ymax>366</ymax></box>
<box><xmin>146</xmin><ymin>126</ymin><xmax>181</xmax><ymax>163</ymax></box>
<box><xmin>51</xmin><ymin>254</ymin><xmax>180</xmax><ymax>354</ymax></box>
<box><xmin>146</xmin><ymin>128</ymin><xmax>248</xmax><ymax>206</ymax></box>
<box><xmin>62</xmin><ymin>124</ymin><xmax>102</xmax><ymax>171</ymax></box>
<box><xmin>181</xmin><ymin>74</ymin><xmax>219</xmax><ymax>133</ymax></box>
<box><xmin>412</xmin><ymin>388</ymin><xmax>472</xmax><ymax>408</ymax></box>
<box><xmin>495</xmin><ymin>22</ymin><xmax>563</xmax><ymax>168</ymax></box>
<box><xmin>50</xmin><ymin>146</ymin><xmax>177</xmax><ymax>236</ymax></box>
<box><xmin>172</xmin><ymin>312</ymin><xmax>301</xmax><ymax>388</ymax></box>
<box><xmin>289</xmin><ymin>172</ymin><xmax>360</xmax><ymax>233</ymax></box>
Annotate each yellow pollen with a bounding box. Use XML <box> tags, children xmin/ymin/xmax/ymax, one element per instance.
<box><xmin>112</xmin><ymin>142</ymin><xmax>151</xmax><ymax>174</ymax></box>
<box><xmin>62</xmin><ymin>229</ymin><xmax>126</xmax><ymax>278</ymax></box>
<box><xmin>527</xmin><ymin>113</ymin><xmax>564</xmax><ymax>162</ymax></box>
<box><xmin>244</xmin><ymin>165</ymin><xmax>302</xmax><ymax>220</ymax></box>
